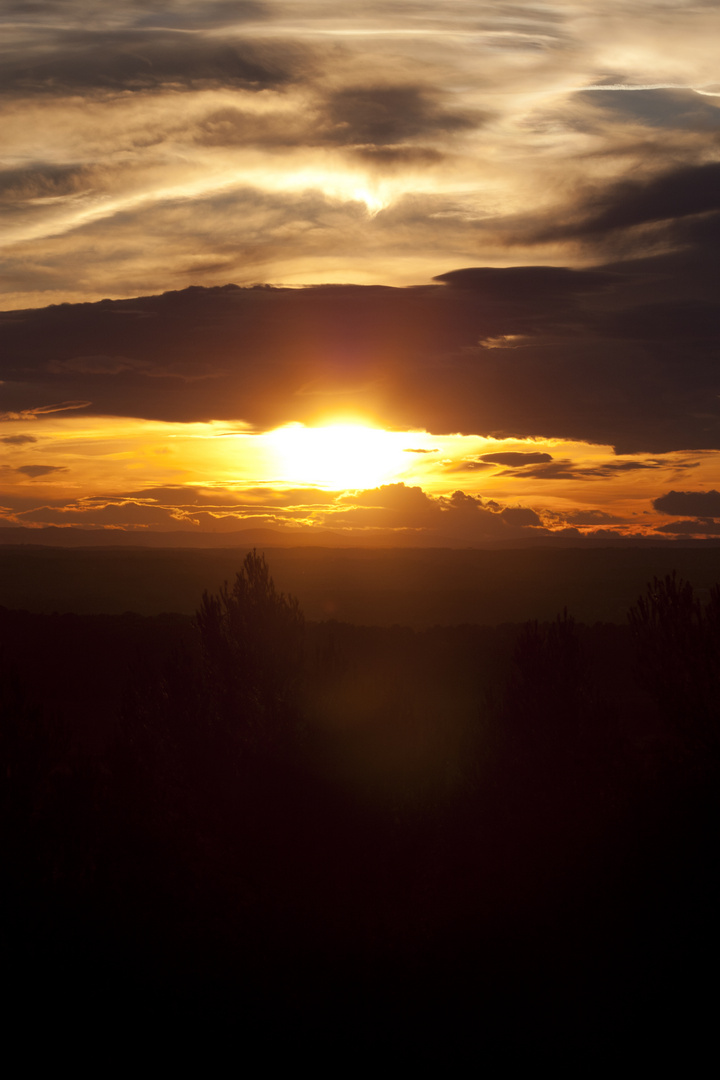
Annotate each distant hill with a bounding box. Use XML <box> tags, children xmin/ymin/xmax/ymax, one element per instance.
<box><xmin>0</xmin><ymin>525</ymin><xmax>353</xmax><ymax>548</ymax></box>
<box><xmin>1</xmin><ymin>543</ymin><xmax>719</xmax><ymax>625</ymax></box>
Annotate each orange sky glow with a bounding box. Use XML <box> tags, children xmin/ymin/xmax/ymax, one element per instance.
<box><xmin>1</xmin><ymin>1</ymin><xmax>719</xmax><ymax>544</ymax></box>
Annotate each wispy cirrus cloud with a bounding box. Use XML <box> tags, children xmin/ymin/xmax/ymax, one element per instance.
<box><xmin>0</xmin><ymin>433</ymin><xmax>37</xmax><ymax>445</ymax></box>
<box><xmin>2</xmin><ymin>1</ymin><xmax>719</xmax><ymax>307</ymax></box>
<box><xmin>0</xmin><ymin>400</ymin><xmax>91</xmax><ymax>421</ymax></box>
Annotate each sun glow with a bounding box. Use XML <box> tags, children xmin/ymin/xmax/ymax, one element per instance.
<box><xmin>267</xmin><ymin>423</ymin><xmax>414</xmax><ymax>490</ymax></box>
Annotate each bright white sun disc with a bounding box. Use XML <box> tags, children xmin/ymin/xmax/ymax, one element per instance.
<box><xmin>268</xmin><ymin>423</ymin><xmax>411</xmax><ymax>489</ymax></box>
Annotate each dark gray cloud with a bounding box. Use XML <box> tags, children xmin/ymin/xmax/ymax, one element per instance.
<box><xmin>191</xmin><ymin>102</ymin><xmax>465</xmax><ymax>159</ymax></box>
<box><xmin>348</xmin><ymin>146</ymin><xmax>445</xmax><ymax>167</ymax></box>
<box><xmin>494</xmin><ymin>459</ymin><xmax>579</xmax><ymax>481</ymax></box>
<box><xmin>0</xmin><ymin>243</ymin><xmax>718</xmax><ymax>454</ymax></box>
<box><xmin>498</xmin><ymin>457</ymin><xmax>693</xmax><ymax>481</ymax></box>
<box><xmin>0</xmin><ymin>1</ymin><xmax>266</xmax><ymax>25</ymax></box>
<box><xmin>0</xmin><ymin>163</ymin><xmax>98</xmax><ymax>203</ymax></box>
<box><xmin>653</xmin><ymin>489</ymin><xmax>720</xmax><ymax>518</ymax></box>
<box><xmin>14</xmin><ymin>464</ymin><xmax>67</xmax><ymax>477</ymax></box>
<box><xmin>327</xmin><ymin>482</ymin><xmax>544</xmax><ymax>540</ymax></box>
<box><xmin>533</xmin><ymin>162</ymin><xmax>720</xmax><ymax>242</ymax></box>
<box><xmin>1</xmin><ymin>434</ymin><xmax>37</xmax><ymax>445</ymax></box>
<box><xmin>0</xmin><ymin>28</ymin><xmax>298</xmax><ymax>95</ymax></box>
<box><xmin>578</xmin><ymin>88</ymin><xmax>720</xmax><ymax>133</ymax></box>
<box><xmin>602</xmin><ymin>300</ymin><xmax>719</xmax><ymax>343</ymax></box>
<box><xmin>323</xmin><ymin>85</ymin><xmax>479</xmax><ymax>147</ymax></box>
<box><xmin>435</xmin><ymin>265</ymin><xmax>620</xmax><ymax>300</ymax></box>
<box><xmin>500</xmin><ymin>506</ymin><xmax>541</xmax><ymax>527</ymax></box>
<box><xmin>192</xmin><ymin>83</ymin><xmax>482</xmax><ymax>155</ymax></box>
<box><xmin>133</xmin><ymin>1</ymin><xmax>268</xmax><ymax>30</ymax></box>
<box><xmin>479</xmin><ymin>451</ymin><xmax>553</xmax><ymax>467</ymax></box>
<box><xmin>655</xmin><ymin>518</ymin><xmax>720</xmax><ymax>536</ymax></box>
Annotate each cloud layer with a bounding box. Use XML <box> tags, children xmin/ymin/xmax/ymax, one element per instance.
<box><xmin>1</xmin><ymin>249</ymin><xmax>717</xmax><ymax>455</ymax></box>
<box><xmin>1</xmin><ymin>2</ymin><xmax>719</xmax><ymax>306</ymax></box>
<box><xmin>2</xmin><ymin>3</ymin><xmax>719</xmax><ymax>543</ymax></box>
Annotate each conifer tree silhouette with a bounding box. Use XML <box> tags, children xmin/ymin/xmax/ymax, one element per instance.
<box><xmin>195</xmin><ymin>550</ymin><xmax>305</xmax><ymax>754</ymax></box>
<box><xmin>629</xmin><ymin>572</ymin><xmax>720</xmax><ymax>753</ymax></box>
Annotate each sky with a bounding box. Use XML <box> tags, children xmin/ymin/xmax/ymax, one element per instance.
<box><xmin>0</xmin><ymin>0</ymin><xmax>719</xmax><ymax>544</ymax></box>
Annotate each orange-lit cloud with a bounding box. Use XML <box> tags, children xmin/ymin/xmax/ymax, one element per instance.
<box><xmin>1</xmin><ymin>3</ymin><xmax>719</xmax><ymax>544</ymax></box>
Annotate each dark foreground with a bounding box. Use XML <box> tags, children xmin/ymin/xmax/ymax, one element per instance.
<box><xmin>2</xmin><ymin>557</ymin><xmax>719</xmax><ymax>1055</ymax></box>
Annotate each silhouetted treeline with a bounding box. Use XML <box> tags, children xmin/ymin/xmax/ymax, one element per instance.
<box><xmin>2</xmin><ymin>542</ymin><xmax>720</xmax><ymax>623</ymax></box>
<box><xmin>2</xmin><ymin>555</ymin><xmax>719</xmax><ymax>1050</ymax></box>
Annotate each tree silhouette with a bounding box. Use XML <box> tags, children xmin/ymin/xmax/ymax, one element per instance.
<box><xmin>628</xmin><ymin>572</ymin><xmax>720</xmax><ymax>755</ymax></box>
<box><xmin>195</xmin><ymin>550</ymin><xmax>305</xmax><ymax>754</ymax></box>
<box><xmin>486</xmin><ymin>607</ymin><xmax>622</xmax><ymax>837</ymax></box>
<box><xmin>500</xmin><ymin>609</ymin><xmax>589</xmax><ymax>756</ymax></box>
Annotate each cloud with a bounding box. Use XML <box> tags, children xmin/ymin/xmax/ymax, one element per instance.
<box><xmin>192</xmin><ymin>83</ymin><xmax>481</xmax><ymax>155</ymax></box>
<box><xmin>554</xmin><ymin>509</ymin><xmax>628</xmax><ymax>527</ymax></box>
<box><xmin>655</xmin><ymin>518</ymin><xmax>720</xmax><ymax>536</ymax></box>
<box><xmin>0</xmin><ymin>163</ymin><xmax>101</xmax><ymax>206</ymax></box>
<box><xmin>133</xmin><ymin>2</ymin><xmax>268</xmax><ymax>31</ymax></box>
<box><xmin>435</xmin><ymin>266</ymin><xmax>619</xmax><ymax>300</ymax></box>
<box><xmin>10</xmin><ymin>483</ymin><xmax>353</xmax><ymax>531</ymax></box>
<box><xmin>450</xmin><ymin>462</ymin><xmax>493</xmax><ymax>473</ymax></box>
<box><xmin>7</xmin><ymin>479</ymin><xmax>548</xmax><ymax>541</ymax></box>
<box><xmin>0</xmin><ymin>262</ymin><xmax>717</xmax><ymax>454</ymax></box>
<box><xmin>1</xmin><ymin>5</ymin><xmax>719</xmax><ymax>463</ymax></box>
<box><xmin>116</xmin><ymin>484</ymin><xmax>342</xmax><ymax>509</ymax></box>
<box><xmin>48</xmin><ymin>354</ymin><xmax>144</xmax><ymax>375</ymax></box>
<box><xmin>577</xmin><ymin>88</ymin><xmax>720</xmax><ymax>133</ymax></box>
<box><xmin>0</xmin><ymin>434</ymin><xmax>37</xmax><ymax>445</ymax></box>
<box><xmin>192</xmin><ymin>106</ymin><xmax>310</xmax><ymax>150</ymax></box>
<box><xmin>349</xmin><ymin>146</ymin><xmax>445</xmax><ymax>168</ymax></box>
<box><xmin>336</xmin><ymin>482</ymin><xmax>436</xmax><ymax>525</ymax></box>
<box><xmin>14</xmin><ymin>465</ymin><xmax>67</xmax><ymax>478</ymax></box>
<box><xmin>323</xmin><ymin>84</ymin><xmax>479</xmax><ymax>147</ymax></box>
<box><xmin>653</xmin><ymin>489</ymin><xmax>720</xmax><ymax>518</ymax></box>
<box><xmin>479</xmin><ymin>452</ymin><xmax>553</xmax><ymax>467</ymax></box>
<box><xmin>20</xmin><ymin>499</ymin><xmax>189</xmax><ymax>528</ymax></box>
<box><xmin>0</xmin><ymin>29</ymin><xmax>298</xmax><ymax>96</ymax></box>
<box><xmin>0</xmin><ymin>2</ymin><xmax>266</xmax><ymax>30</ymax></box>
<box><xmin>500</xmin><ymin>506</ymin><xmax>542</xmax><ymax>527</ymax></box>
<box><xmin>328</xmin><ymin>482</ymin><xmax>544</xmax><ymax>540</ymax></box>
<box><xmin>531</xmin><ymin>162</ymin><xmax>720</xmax><ymax>243</ymax></box>
<box><xmin>0</xmin><ymin>400</ymin><xmax>91</xmax><ymax>421</ymax></box>
<box><xmin>2</xmin><ymin>0</ymin><xmax>719</xmax><ymax>316</ymax></box>
<box><xmin>497</xmin><ymin>460</ymin><xmax>579</xmax><ymax>480</ymax></box>
<box><xmin>497</xmin><ymin>457</ymin><xmax>692</xmax><ymax>481</ymax></box>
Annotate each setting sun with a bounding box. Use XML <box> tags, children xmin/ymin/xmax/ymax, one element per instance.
<box><xmin>267</xmin><ymin>423</ymin><xmax>414</xmax><ymax>490</ymax></box>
